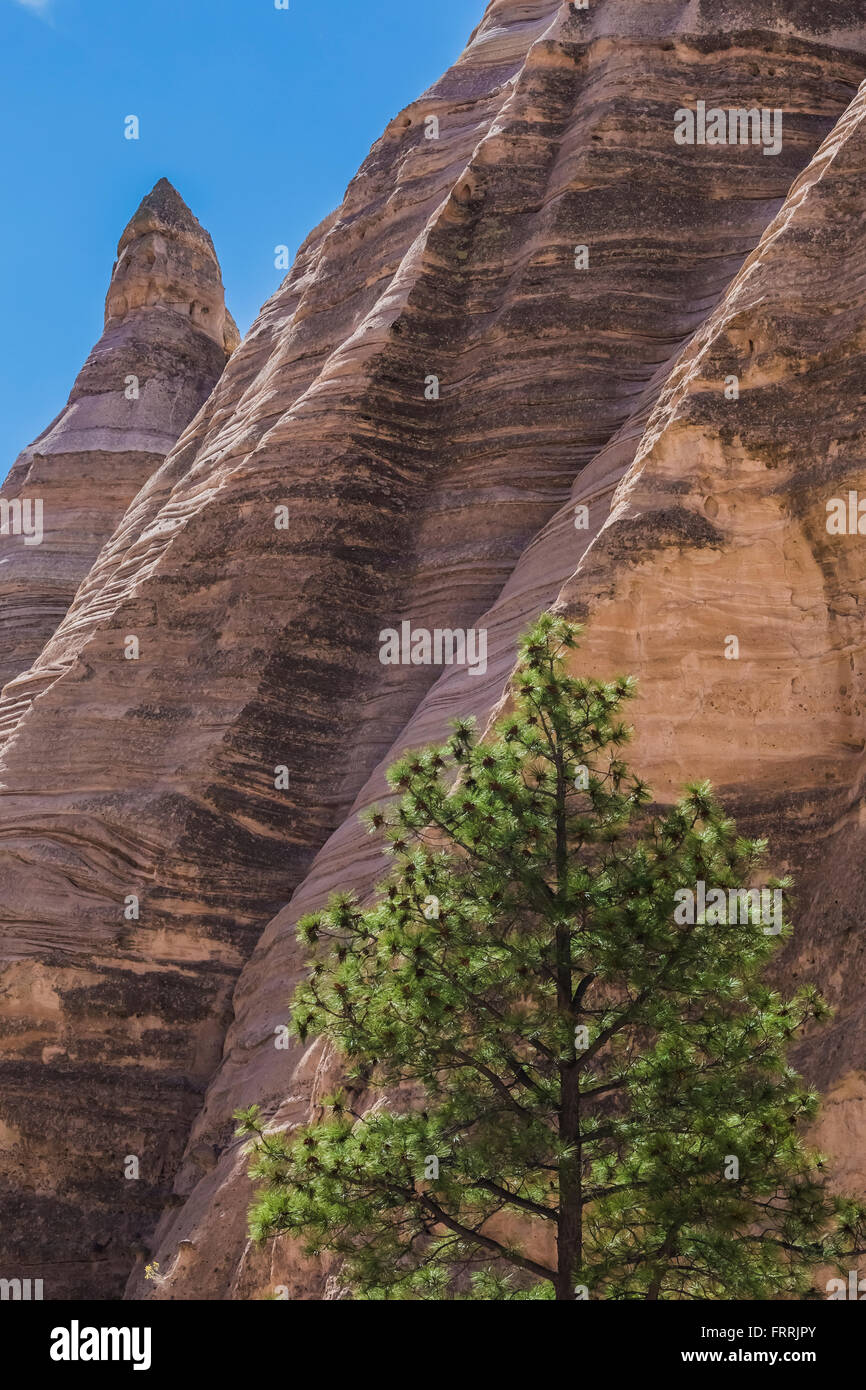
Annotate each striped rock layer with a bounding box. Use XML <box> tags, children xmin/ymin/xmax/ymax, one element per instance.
<box><xmin>0</xmin><ymin>178</ymin><xmax>237</xmax><ymax>702</ymax></box>
<box><xmin>1</xmin><ymin>0</ymin><xmax>866</xmax><ymax>1299</ymax></box>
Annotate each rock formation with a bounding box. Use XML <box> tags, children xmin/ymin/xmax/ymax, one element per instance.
<box><xmin>3</xmin><ymin>0</ymin><xmax>866</xmax><ymax>1301</ymax></box>
<box><xmin>0</xmin><ymin>177</ymin><xmax>237</xmax><ymax>703</ymax></box>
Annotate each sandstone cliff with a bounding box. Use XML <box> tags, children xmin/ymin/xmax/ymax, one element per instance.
<box><xmin>0</xmin><ymin>178</ymin><xmax>237</xmax><ymax>703</ymax></box>
<box><xmin>3</xmin><ymin>0</ymin><xmax>866</xmax><ymax>1301</ymax></box>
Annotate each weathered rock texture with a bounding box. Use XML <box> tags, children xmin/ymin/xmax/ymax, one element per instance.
<box><xmin>3</xmin><ymin>0</ymin><xmax>866</xmax><ymax>1301</ymax></box>
<box><xmin>0</xmin><ymin>178</ymin><xmax>237</xmax><ymax>703</ymax></box>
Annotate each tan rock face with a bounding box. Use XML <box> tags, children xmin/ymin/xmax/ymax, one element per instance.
<box><xmin>4</xmin><ymin>2</ymin><xmax>866</xmax><ymax>1301</ymax></box>
<box><xmin>0</xmin><ymin>179</ymin><xmax>236</xmax><ymax>704</ymax></box>
<box><xmin>105</xmin><ymin>178</ymin><xmax>238</xmax><ymax>354</ymax></box>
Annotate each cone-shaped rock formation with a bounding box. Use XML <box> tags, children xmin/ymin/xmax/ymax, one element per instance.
<box><xmin>3</xmin><ymin>2</ymin><xmax>866</xmax><ymax>1301</ymax></box>
<box><xmin>0</xmin><ymin>178</ymin><xmax>237</xmax><ymax>699</ymax></box>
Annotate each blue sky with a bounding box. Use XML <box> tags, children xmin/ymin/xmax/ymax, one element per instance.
<box><xmin>0</xmin><ymin>0</ymin><xmax>482</xmax><ymax>461</ymax></box>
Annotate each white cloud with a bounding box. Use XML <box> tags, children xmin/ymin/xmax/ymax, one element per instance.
<box><xmin>14</xmin><ymin>0</ymin><xmax>52</xmax><ymax>12</ymax></box>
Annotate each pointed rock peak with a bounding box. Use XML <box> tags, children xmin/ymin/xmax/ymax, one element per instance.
<box><xmin>118</xmin><ymin>177</ymin><xmax>216</xmax><ymax>259</ymax></box>
<box><xmin>141</xmin><ymin>177</ymin><xmax>205</xmax><ymax>226</ymax></box>
<box><xmin>106</xmin><ymin>179</ymin><xmax>235</xmax><ymax>357</ymax></box>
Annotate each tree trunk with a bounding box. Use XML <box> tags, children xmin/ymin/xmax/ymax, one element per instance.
<box><xmin>557</xmin><ymin>1065</ymin><xmax>582</xmax><ymax>1299</ymax></box>
<box><xmin>554</xmin><ymin>718</ymin><xmax>581</xmax><ymax>1300</ymax></box>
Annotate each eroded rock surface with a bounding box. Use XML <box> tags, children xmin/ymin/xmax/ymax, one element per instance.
<box><xmin>0</xmin><ymin>178</ymin><xmax>237</xmax><ymax>702</ymax></box>
<box><xmin>3</xmin><ymin>1</ymin><xmax>866</xmax><ymax>1301</ymax></box>
<box><xmin>127</xmin><ymin>5</ymin><xmax>866</xmax><ymax>1299</ymax></box>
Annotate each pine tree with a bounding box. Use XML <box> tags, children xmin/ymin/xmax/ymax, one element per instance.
<box><xmin>237</xmin><ymin>614</ymin><xmax>865</xmax><ymax>1300</ymax></box>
